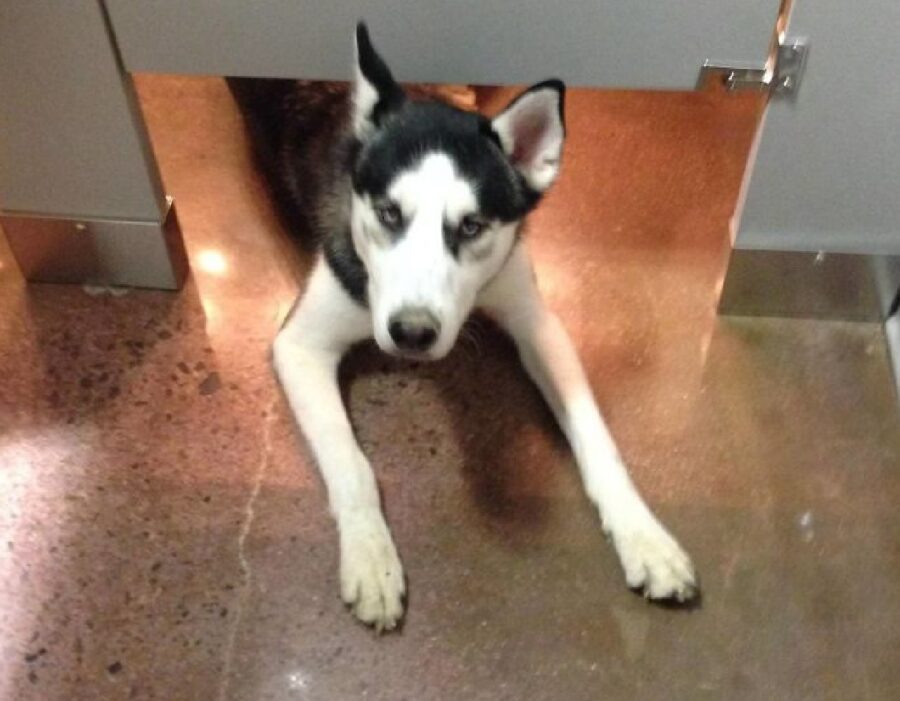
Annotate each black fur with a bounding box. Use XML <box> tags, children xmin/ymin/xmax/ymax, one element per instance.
<box><xmin>355</xmin><ymin>23</ymin><xmax>405</xmax><ymax>128</ymax></box>
<box><xmin>227</xmin><ymin>77</ymin><xmax>369</xmax><ymax>302</ymax></box>
<box><xmin>227</xmin><ymin>78</ymin><xmax>352</xmax><ymax>248</ymax></box>
<box><xmin>353</xmin><ymin>100</ymin><xmax>541</xmax><ymax>223</ymax></box>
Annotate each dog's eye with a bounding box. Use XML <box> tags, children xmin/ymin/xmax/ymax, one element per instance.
<box><xmin>375</xmin><ymin>202</ymin><xmax>403</xmax><ymax>230</ymax></box>
<box><xmin>458</xmin><ymin>216</ymin><xmax>485</xmax><ymax>240</ymax></box>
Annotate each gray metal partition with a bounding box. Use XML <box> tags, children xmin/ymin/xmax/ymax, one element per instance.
<box><xmin>722</xmin><ymin>0</ymin><xmax>900</xmax><ymax>326</ymax></box>
<box><xmin>104</xmin><ymin>0</ymin><xmax>778</xmax><ymax>89</ymax></box>
<box><xmin>0</xmin><ymin>1</ymin><xmax>186</xmax><ymax>289</ymax></box>
<box><xmin>736</xmin><ymin>0</ymin><xmax>900</xmax><ymax>256</ymax></box>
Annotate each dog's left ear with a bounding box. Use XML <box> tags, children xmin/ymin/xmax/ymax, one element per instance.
<box><xmin>352</xmin><ymin>23</ymin><xmax>405</xmax><ymax>139</ymax></box>
<box><xmin>491</xmin><ymin>80</ymin><xmax>566</xmax><ymax>192</ymax></box>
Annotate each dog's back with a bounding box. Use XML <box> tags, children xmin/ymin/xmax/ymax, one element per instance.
<box><xmin>226</xmin><ymin>78</ymin><xmax>352</xmax><ymax>245</ymax></box>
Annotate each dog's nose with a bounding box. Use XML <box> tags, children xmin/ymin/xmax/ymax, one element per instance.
<box><xmin>388</xmin><ymin>308</ymin><xmax>440</xmax><ymax>353</ymax></box>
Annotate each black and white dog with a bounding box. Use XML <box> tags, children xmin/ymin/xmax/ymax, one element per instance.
<box><xmin>229</xmin><ymin>24</ymin><xmax>697</xmax><ymax>631</ymax></box>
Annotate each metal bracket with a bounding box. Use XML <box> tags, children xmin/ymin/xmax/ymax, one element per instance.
<box><xmin>697</xmin><ymin>37</ymin><xmax>809</xmax><ymax>99</ymax></box>
<box><xmin>769</xmin><ymin>38</ymin><xmax>809</xmax><ymax>96</ymax></box>
<box><xmin>1</xmin><ymin>196</ymin><xmax>189</xmax><ymax>290</ymax></box>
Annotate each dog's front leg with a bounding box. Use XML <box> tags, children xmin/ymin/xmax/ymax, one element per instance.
<box><xmin>273</xmin><ymin>260</ymin><xmax>405</xmax><ymax>630</ymax></box>
<box><xmin>480</xmin><ymin>246</ymin><xmax>697</xmax><ymax>602</ymax></box>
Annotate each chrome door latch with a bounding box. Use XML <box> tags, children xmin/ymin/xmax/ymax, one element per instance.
<box><xmin>697</xmin><ymin>37</ymin><xmax>809</xmax><ymax>99</ymax></box>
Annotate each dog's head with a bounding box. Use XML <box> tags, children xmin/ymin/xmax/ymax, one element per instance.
<box><xmin>349</xmin><ymin>24</ymin><xmax>565</xmax><ymax>359</ymax></box>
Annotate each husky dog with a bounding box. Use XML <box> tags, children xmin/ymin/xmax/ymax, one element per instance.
<box><xmin>228</xmin><ymin>24</ymin><xmax>697</xmax><ymax>631</ymax></box>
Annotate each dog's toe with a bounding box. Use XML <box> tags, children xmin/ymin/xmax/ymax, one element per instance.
<box><xmin>612</xmin><ymin>515</ymin><xmax>698</xmax><ymax>605</ymax></box>
<box><xmin>339</xmin><ymin>510</ymin><xmax>406</xmax><ymax>631</ymax></box>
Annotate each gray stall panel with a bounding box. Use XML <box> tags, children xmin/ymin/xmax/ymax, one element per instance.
<box><xmin>106</xmin><ymin>0</ymin><xmax>778</xmax><ymax>89</ymax></box>
<box><xmin>738</xmin><ymin>0</ymin><xmax>900</xmax><ymax>254</ymax></box>
<box><xmin>0</xmin><ymin>1</ymin><xmax>165</xmax><ymax>220</ymax></box>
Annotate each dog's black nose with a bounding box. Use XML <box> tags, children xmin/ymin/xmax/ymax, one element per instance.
<box><xmin>388</xmin><ymin>308</ymin><xmax>440</xmax><ymax>353</ymax></box>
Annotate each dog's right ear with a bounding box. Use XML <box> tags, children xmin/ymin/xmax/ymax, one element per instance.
<box><xmin>352</xmin><ymin>23</ymin><xmax>405</xmax><ymax>139</ymax></box>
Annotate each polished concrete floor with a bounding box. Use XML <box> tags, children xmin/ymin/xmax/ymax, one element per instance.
<box><xmin>2</xmin><ymin>77</ymin><xmax>899</xmax><ymax>700</ymax></box>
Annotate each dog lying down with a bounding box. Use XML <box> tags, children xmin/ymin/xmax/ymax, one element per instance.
<box><xmin>227</xmin><ymin>23</ymin><xmax>697</xmax><ymax>631</ymax></box>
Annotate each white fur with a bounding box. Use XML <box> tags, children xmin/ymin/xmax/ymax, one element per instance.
<box><xmin>275</xmin><ymin>242</ymin><xmax>695</xmax><ymax>630</ymax></box>
<box><xmin>276</xmin><ymin>45</ymin><xmax>693</xmax><ymax>629</ymax></box>
<box><xmin>478</xmin><ymin>246</ymin><xmax>696</xmax><ymax>601</ymax></box>
<box><xmin>351</xmin><ymin>37</ymin><xmax>380</xmax><ymax>139</ymax></box>
<box><xmin>351</xmin><ymin>152</ymin><xmax>517</xmax><ymax>359</ymax></box>
<box><xmin>274</xmin><ymin>262</ymin><xmax>405</xmax><ymax>630</ymax></box>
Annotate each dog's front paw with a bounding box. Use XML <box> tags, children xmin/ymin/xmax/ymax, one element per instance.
<box><xmin>338</xmin><ymin>509</ymin><xmax>405</xmax><ymax>631</ymax></box>
<box><xmin>609</xmin><ymin>511</ymin><xmax>698</xmax><ymax>604</ymax></box>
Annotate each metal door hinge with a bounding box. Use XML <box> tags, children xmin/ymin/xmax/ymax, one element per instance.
<box><xmin>697</xmin><ymin>37</ymin><xmax>809</xmax><ymax>99</ymax></box>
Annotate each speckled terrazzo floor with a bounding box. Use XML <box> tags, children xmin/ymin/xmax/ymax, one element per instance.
<box><xmin>1</xmin><ymin>77</ymin><xmax>899</xmax><ymax>701</ymax></box>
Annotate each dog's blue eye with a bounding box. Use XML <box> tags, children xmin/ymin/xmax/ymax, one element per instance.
<box><xmin>458</xmin><ymin>216</ymin><xmax>485</xmax><ymax>240</ymax></box>
<box><xmin>376</xmin><ymin>203</ymin><xmax>402</xmax><ymax>229</ymax></box>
